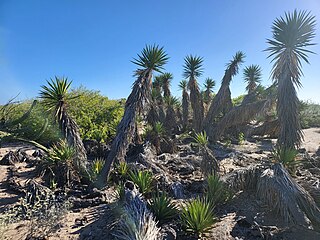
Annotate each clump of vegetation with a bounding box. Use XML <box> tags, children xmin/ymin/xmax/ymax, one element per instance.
<box><xmin>38</xmin><ymin>140</ymin><xmax>77</xmax><ymax>187</ymax></box>
<box><xmin>128</xmin><ymin>170</ymin><xmax>153</xmax><ymax>195</ymax></box>
<box><xmin>115</xmin><ymin>183</ymin><xmax>126</xmax><ymax>202</ymax></box>
<box><xmin>272</xmin><ymin>147</ymin><xmax>299</xmax><ymax>174</ymax></box>
<box><xmin>148</xmin><ymin>193</ymin><xmax>178</xmax><ymax>225</ymax></box>
<box><xmin>299</xmin><ymin>100</ymin><xmax>320</xmax><ymax>129</ymax></box>
<box><xmin>0</xmin><ymin>187</ymin><xmax>69</xmax><ymax>240</ymax></box>
<box><xmin>180</xmin><ymin>198</ymin><xmax>216</xmax><ymax>237</ymax></box>
<box><xmin>205</xmin><ymin>174</ymin><xmax>232</xmax><ymax>207</ymax></box>
<box><xmin>144</xmin><ymin>122</ymin><xmax>166</xmax><ymax>154</ymax></box>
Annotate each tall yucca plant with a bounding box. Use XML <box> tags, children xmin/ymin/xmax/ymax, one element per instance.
<box><xmin>203</xmin><ymin>78</ymin><xmax>215</xmax><ymax>104</ymax></box>
<box><xmin>39</xmin><ymin>77</ymin><xmax>87</xmax><ymax>163</ymax></box>
<box><xmin>183</xmin><ymin>55</ymin><xmax>205</xmax><ymax>132</ymax></box>
<box><xmin>204</xmin><ymin>52</ymin><xmax>245</xmax><ymax>139</ymax></box>
<box><xmin>161</xmin><ymin>72</ymin><xmax>173</xmax><ymax>98</ymax></box>
<box><xmin>95</xmin><ymin>45</ymin><xmax>168</xmax><ymax>188</ymax></box>
<box><xmin>179</xmin><ymin>80</ymin><xmax>190</xmax><ymax>130</ymax></box>
<box><xmin>164</xmin><ymin>96</ymin><xmax>179</xmax><ymax>134</ymax></box>
<box><xmin>243</xmin><ymin>65</ymin><xmax>262</xmax><ymax>94</ymax></box>
<box><xmin>266</xmin><ymin>10</ymin><xmax>316</xmax><ymax>149</ymax></box>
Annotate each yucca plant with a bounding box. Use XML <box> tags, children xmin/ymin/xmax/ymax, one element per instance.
<box><xmin>183</xmin><ymin>55</ymin><xmax>205</xmax><ymax>132</ymax></box>
<box><xmin>39</xmin><ymin>77</ymin><xmax>86</xmax><ymax>162</ymax></box>
<box><xmin>89</xmin><ymin>158</ymin><xmax>105</xmax><ymax>181</ymax></box>
<box><xmin>192</xmin><ymin>131</ymin><xmax>219</xmax><ymax>176</ymax></box>
<box><xmin>95</xmin><ymin>45</ymin><xmax>168</xmax><ymax>188</ymax></box>
<box><xmin>39</xmin><ymin>139</ymin><xmax>76</xmax><ymax>187</ymax></box>
<box><xmin>266</xmin><ymin>10</ymin><xmax>316</xmax><ymax>149</ymax></box>
<box><xmin>179</xmin><ymin>80</ymin><xmax>190</xmax><ymax>130</ymax></box>
<box><xmin>180</xmin><ymin>198</ymin><xmax>216</xmax><ymax>237</ymax></box>
<box><xmin>205</xmin><ymin>174</ymin><xmax>232</xmax><ymax>208</ymax></box>
<box><xmin>148</xmin><ymin>193</ymin><xmax>178</xmax><ymax>225</ymax></box>
<box><xmin>161</xmin><ymin>72</ymin><xmax>173</xmax><ymax>97</ymax></box>
<box><xmin>203</xmin><ymin>78</ymin><xmax>215</xmax><ymax>104</ymax></box>
<box><xmin>116</xmin><ymin>161</ymin><xmax>129</xmax><ymax>179</ymax></box>
<box><xmin>193</xmin><ymin>131</ymin><xmax>208</xmax><ymax>148</ymax></box>
<box><xmin>128</xmin><ymin>170</ymin><xmax>153</xmax><ymax>195</ymax></box>
<box><xmin>272</xmin><ymin>147</ymin><xmax>299</xmax><ymax>174</ymax></box>
<box><xmin>243</xmin><ymin>65</ymin><xmax>262</xmax><ymax>94</ymax></box>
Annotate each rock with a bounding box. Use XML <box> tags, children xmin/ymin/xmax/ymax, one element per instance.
<box><xmin>236</xmin><ymin>216</ymin><xmax>252</xmax><ymax>228</ymax></box>
<box><xmin>124</xmin><ymin>181</ymin><xmax>135</xmax><ymax>190</ymax></box>
<box><xmin>0</xmin><ymin>151</ymin><xmax>19</xmax><ymax>165</ymax></box>
<box><xmin>161</xmin><ymin>224</ymin><xmax>177</xmax><ymax>240</ymax></box>
<box><xmin>255</xmin><ymin>150</ymin><xmax>264</xmax><ymax>154</ymax></box>
<box><xmin>316</xmin><ymin>147</ymin><xmax>320</xmax><ymax>157</ymax></box>
<box><xmin>158</xmin><ymin>154</ymin><xmax>167</xmax><ymax>161</ymax></box>
<box><xmin>298</xmin><ymin>148</ymin><xmax>307</xmax><ymax>153</ymax></box>
<box><xmin>171</xmin><ymin>182</ymin><xmax>184</xmax><ymax>199</ymax></box>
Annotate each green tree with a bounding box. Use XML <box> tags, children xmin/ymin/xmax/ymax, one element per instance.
<box><xmin>266</xmin><ymin>10</ymin><xmax>316</xmax><ymax>149</ymax></box>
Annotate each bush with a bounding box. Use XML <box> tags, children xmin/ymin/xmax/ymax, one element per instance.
<box><xmin>128</xmin><ymin>170</ymin><xmax>153</xmax><ymax>195</ymax></box>
<box><xmin>67</xmin><ymin>86</ymin><xmax>124</xmax><ymax>143</ymax></box>
<box><xmin>299</xmin><ymin>100</ymin><xmax>320</xmax><ymax>128</ymax></box>
<box><xmin>148</xmin><ymin>193</ymin><xmax>178</xmax><ymax>225</ymax></box>
<box><xmin>0</xmin><ymin>100</ymin><xmax>61</xmax><ymax>145</ymax></box>
<box><xmin>180</xmin><ymin>198</ymin><xmax>216</xmax><ymax>237</ymax></box>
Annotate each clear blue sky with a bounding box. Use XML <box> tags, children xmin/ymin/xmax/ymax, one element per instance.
<box><xmin>1</xmin><ymin>0</ymin><xmax>320</xmax><ymax>104</ymax></box>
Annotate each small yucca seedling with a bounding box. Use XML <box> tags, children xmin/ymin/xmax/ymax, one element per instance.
<box><xmin>90</xmin><ymin>158</ymin><xmax>105</xmax><ymax>180</ymax></box>
<box><xmin>148</xmin><ymin>193</ymin><xmax>178</xmax><ymax>225</ymax></box>
<box><xmin>116</xmin><ymin>161</ymin><xmax>128</xmax><ymax>179</ymax></box>
<box><xmin>205</xmin><ymin>174</ymin><xmax>232</xmax><ymax>207</ymax></box>
<box><xmin>193</xmin><ymin>131</ymin><xmax>208</xmax><ymax>148</ymax></box>
<box><xmin>128</xmin><ymin>170</ymin><xmax>153</xmax><ymax>195</ymax></box>
<box><xmin>154</xmin><ymin>122</ymin><xmax>165</xmax><ymax>136</ymax></box>
<box><xmin>47</xmin><ymin>140</ymin><xmax>75</xmax><ymax>164</ymax></box>
<box><xmin>272</xmin><ymin>146</ymin><xmax>299</xmax><ymax>174</ymax></box>
<box><xmin>181</xmin><ymin>198</ymin><xmax>216</xmax><ymax>237</ymax></box>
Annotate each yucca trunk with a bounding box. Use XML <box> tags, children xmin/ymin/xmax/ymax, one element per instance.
<box><xmin>147</xmin><ymin>103</ymin><xmax>159</xmax><ymax>127</ymax></box>
<box><xmin>164</xmin><ymin>105</ymin><xmax>176</xmax><ymax>134</ymax></box>
<box><xmin>189</xmin><ymin>79</ymin><xmax>204</xmax><ymax>132</ymax></box>
<box><xmin>212</xmin><ymin>99</ymin><xmax>270</xmax><ymax>141</ymax></box>
<box><xmin>95</xmin><ymin>70</ymin><xmax>152</xmax><ymax>188</ymax></box>
<box><xmin>163</xmin><ymin>86</ymin><xmax>171</xmax><ymax>98</ymax></box>
<box><xmin>60</xmin><ymin>110</ymin><xmax>87</xmax><ymax>164</ymax></box>
<box><xmin>277</xmin><ymin>70</ymin><xmax>303</xmax><ymax>149</ymax></box>
<box><xmin>182</xmin><ymin>90</ymin><xmax>189</xmax><ymax>130</ymax></box>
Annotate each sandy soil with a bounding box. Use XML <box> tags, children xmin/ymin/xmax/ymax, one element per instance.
<box><xmin>0</xmin><ymin>128</ymin><xmax>319</xmax><ymax>240</ymax></box>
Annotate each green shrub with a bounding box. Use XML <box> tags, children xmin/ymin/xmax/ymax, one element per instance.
<box><xmin>299</xmin><ymin>100</ymin><xmax>320</xmax><ymax>128</ymax></box>
<box><xmin>180</xmin><ymin>198</ymin><xmax>216</xmax><ymax>237</ymax></box>
<box><xmin>0</xmin><ymin>100</ymin><xmax>61</xmax><ymax>144</ymax></box>
<box><xmin>67</xmin><ymin>86</ymin><xmax>124</xmax><ymax>143</ymax></box>
<box><xmin>128</xmin><ymin>170</ymin><xmax>153</xmax><ymax>195</ymax></box>
<box><xmin>148</xmin><ymin>193</ymin><xmax>178</xmax><ymax>225</ymax></box>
